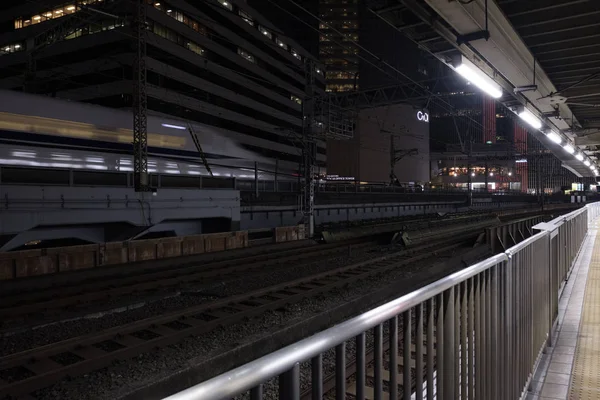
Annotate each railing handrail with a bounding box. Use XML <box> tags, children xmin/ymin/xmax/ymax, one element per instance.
<box><xmin>165</xmin><ymin>202</ymin><xmax>600</xmax><ymax>400</ymax></box>
<box><xmin>164</xmin><ymin>251</ymin><xmax>508</xmax><ymax>400</ymax></box>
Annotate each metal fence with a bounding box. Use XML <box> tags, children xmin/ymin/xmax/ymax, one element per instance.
<box><xmin>165</xmin><ymin>202</ymin><xmax>600</xmax><ymax>400</ymax></box>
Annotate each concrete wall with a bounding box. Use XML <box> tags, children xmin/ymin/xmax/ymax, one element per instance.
<box><xmin>241</xmin><ymin>201</ymin><xmax>463</xmax><ymax>230</ymax></box>
<box><xmin>241</xmin><ymin>200</ymin><xmax>542</xmax><ymax>230</ymax></box>
<box><xmin>0</xmin><ymin>231</ymin><xmax>249</xmax><ymax>280</ymax></box>
<box><xmin>0</xmin><ymin>225</ymin><xmax>306</xmax><ymax>280</ymax></box>
<box><xmin>0</xmin><ymin>185</ymin><xmax>241</xmax><ymax>251</ymax></box>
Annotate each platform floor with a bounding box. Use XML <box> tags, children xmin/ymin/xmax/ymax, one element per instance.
<box><xmin>527</xmin><ymin>219</ymin><xmax>600</xmax><ymax>400</ymax></box>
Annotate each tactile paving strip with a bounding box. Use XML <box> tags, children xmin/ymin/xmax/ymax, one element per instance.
<box><xmin>570</xmin><ymin>233</ymin><xmax>600</xmax><ymax>399</ymax></box>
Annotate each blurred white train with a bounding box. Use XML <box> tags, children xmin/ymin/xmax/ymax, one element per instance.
<box><xmin>0</xmin><ymin>90</ymin><xmax>295</xmax><ymax>183</ymax></box>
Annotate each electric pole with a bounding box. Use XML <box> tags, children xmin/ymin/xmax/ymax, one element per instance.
<box><xmin>133</xmin><ymin>0</ymin><xmax>149</xmax><ymax>192</ymax></box>
<box><xmin>302</xmin><ymin>60</ymin><xmax>316</xmax><ymax>238</ymax></box>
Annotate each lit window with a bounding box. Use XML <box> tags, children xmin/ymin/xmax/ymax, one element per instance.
<box><xmin>258</xmin><ymin>25</ymin><xmax>272</xmax><ymax>39</ymax></box>
<box><xmin>276</xmin><ymin>38</ymin><xmax>287</xmax><ymax>50</ymax></box>
<box><xmin>0</xmin><ymin>42</ymin><xmax>25</xmax><ymax>56</ymax></box>
<box><xmin>186</xmin><ymin>41</ymin><xmax>204</xmax><ymax>56</ymax></box>
<box><xmin>219</xmin><ymin>0</ymin><xmax>232</xmax><ymax>11</ymax></box>
<box><xmin>238</xmin><ymin>48</ymin><xmax>255</xmax><ymax>63</ymax></box>
<box><xmin>291</xmin><ymin>95</ymin><xmax>302</xmax><ymax>105</ymax></box>
<box><xmin>239</xmin><ymin>9</ymin><xmax>254</xmax><ymax>26</ymax></box>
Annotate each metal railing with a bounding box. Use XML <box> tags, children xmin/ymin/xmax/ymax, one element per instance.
<box><xmin>165</xmin><ymin>202</ymin><xmax>600</xmax><ymax>400</ymax></box>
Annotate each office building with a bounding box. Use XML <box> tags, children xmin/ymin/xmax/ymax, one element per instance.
<box><xmin>0</xmin><ymin>0</ymin><xmax>326</xmax><ymax>175</ymax></box>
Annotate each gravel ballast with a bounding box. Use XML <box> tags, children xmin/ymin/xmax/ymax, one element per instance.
<box><xmin>23</xmin><ymin>244</ymin><xmax>488</xmax><ymax>400</ymax></box>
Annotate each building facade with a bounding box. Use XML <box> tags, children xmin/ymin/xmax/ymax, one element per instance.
<box><xmin>0</xmin><ymin>0</ymin><xmax>326</xmax><ymax>175</ymax></box>
<box><xmin>318</xmin><ymin>0</ymin><xmax>359</xmax><ymax>92</ymax></box>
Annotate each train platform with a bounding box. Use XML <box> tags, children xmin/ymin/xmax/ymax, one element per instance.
<box><xmin>529</xmin><ymin>218</ymin><xmax>600</xmax><ymax>400</ymax></box>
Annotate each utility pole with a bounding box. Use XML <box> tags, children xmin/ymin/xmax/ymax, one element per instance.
<box><xmin>302</xmin><ymin>60</ymin><xmax>316</xmax><ymax>238</ymax></box>
<box><xmin>467</xmin><ymin>137</ymin><xmax>473</xmax><ymax>206</ymax></box>
<box><xmin>133</xmin><ymin>0</ymin><xmax>149</xmax><ymax>192</ymax></box>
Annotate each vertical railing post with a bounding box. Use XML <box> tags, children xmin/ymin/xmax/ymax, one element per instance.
<box><xmin>416</xmin><ymin>304</ymin><xmax>424</xmax><ymax>400</ymax></box>
<box><xmin>311</xmin><ymin>354</ymin><xmax>323</xmax><ymax>400</ymax></box>
<box><xmin>374</xmin><ymin>324</ymin><xmax>383</xmax><ymax>400</ymax></box>
<box><xmin>402</xmin><ymin>312</ymin><xmax>411</xmax><ymax>400</ymax></box>
<box><xmin>279</xmin><ymin>363</ymin><xmax>300</xmax><ymax>400</ymax></box>
<box><xmin>356</xmin><ymin>333</ymin><xmax>365</xmax><ymax>400</ymax></box>
<box><xmin>443</xmin><ymin>287</ymin><xmax>455</xmax><ymax>399</ymax></box>
<box><xmin>335</xmin><ymin>343</ymin><xmax>346</xmax><ymax>400</ymax></box>
<box><xmin>389</xmin><ymin>317</ymin><xmax>399</xmax><ymax>400</ymax></box>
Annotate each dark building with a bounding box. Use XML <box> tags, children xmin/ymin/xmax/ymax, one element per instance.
<box><xmin>0</xmin><ymin>0</ymin><xmax>326</xmax><ymax>175</ymax></box>
<box><xmin>318</xmin><ymin>0</ymin><xmax>359</xmax><ymax>92</ymax></box>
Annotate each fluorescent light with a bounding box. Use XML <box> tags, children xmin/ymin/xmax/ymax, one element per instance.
<box><xmin>518</xmin><ymin>109</ymin><xmax>542</xmax><ymax>130</ymax></box>
<box><xmin>563</xmin><ymin>143</ymin><xmax>575</xmax><ymax>154</ymax></box>
<box><xmin>161</xmin><ymin>123</ymin><xmax>187</xmax><ymax>130</ymax></box>
<box><xmin>576</xmin><ymin>153</ymin><xmax>584</xmax><ymax>161</ymax></box>
<box><xmin>454</xmin><ymin>57</ymin><xmax>502</xmax><ymax>98</ymax></box>
<box><xmin>585</xmin><ymin>160</ymin><xmax>591</xmax><ymax>167</ymax></box>
<box><xmin>546</xmin><ymin>131</ymin><xmax>562</xmax><ymax>144</ymax></box>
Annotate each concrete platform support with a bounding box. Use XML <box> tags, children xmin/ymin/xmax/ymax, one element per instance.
<box><xmin>0</xmin><ymin>185</ymin><xmax>240</xmax><ymax>251</ymax></box>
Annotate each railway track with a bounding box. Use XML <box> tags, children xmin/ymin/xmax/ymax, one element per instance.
<box><xmin>0</xmin><ymin>239</ymin><xmax>377</xmax><ymax>320</ymax></box>
<box><xmin>0</xmin><ymin>234</ymin><xmax>476</xmax><ymax>398</ymax></box>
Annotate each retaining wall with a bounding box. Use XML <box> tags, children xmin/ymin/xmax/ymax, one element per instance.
<box><xmin>0</xmin><ymin>225</ymin><xmax>304</xmax><ymax>280</ymax></box>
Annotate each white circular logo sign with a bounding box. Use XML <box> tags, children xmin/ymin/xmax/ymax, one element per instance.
<box><xmin>417</xmin><ymin>111</ymin><xmax>429</xmax><ymax>122</ymax></box>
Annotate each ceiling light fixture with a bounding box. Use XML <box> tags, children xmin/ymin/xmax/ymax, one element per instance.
<box><xmin>546</xmin><ymin>131</ymin><xmax>562</xmax><ymax>144</ymax></box>
<box><xmin>585</xmin><ymin>160</ymin><xmax>591</xmax><ymax>167</ymax></box>
<box><xmin>563</xmin><ymin>143</ymin><xmax>575</xmax><ymax>154</ymax></box>
<box><xmin>518</xmin><ymin>108</ymin><xmax>542</xmax><ymax>130</ymax></box>
<box><xmin>576</xmin><ymin>153</ymin><xmax>584</xmax><ymax>161</ymax></box>
<box><xmin>451</xmin><ymin>56</ymin><xmax>502</xmax><ymax>99</ymax></box>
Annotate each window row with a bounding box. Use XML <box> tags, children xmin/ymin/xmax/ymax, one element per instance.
<box><xmin>320</xmin><ymin>33</ymin><xmax>359</xmax><ymax>42</ymax></box>
<box><xmin>153</xmin><ymin>1</ymin><xmax>208</xmax><ymax>36</ymax></box>
<box><xmin>320</xmin><ymin>46</ymin><xmax>358</xmax><ymax>56</ymax></box>
<box><xmin>326</xmin><ymin>83</ymin><xmax>356</xmax><ymax>92</ymax></box>
<box><xmin>149</xmin><ymin>21</ymin><xmax>206</xmax><ymax>56</ymax></box>
<box><xmin>14</xmin><ymin>0</ymin><xmax>103</xmax><ymax>29</ymax></box>
<box><xmin>215</xmin><ymin>0</ymin><xmax>304</xmax><ymax>62</ymax></box>
<box><xmin>325</xmin><ymin>71</ymin><xmax>356</xmax><ymax>80</ymax></box>
<box><xmin>64</xmin><ymin>20</ymin><xmax>125</xmax><ymax>40</ymax></box>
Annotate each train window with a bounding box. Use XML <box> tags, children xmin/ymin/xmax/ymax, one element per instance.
<box><xmin>73</xmin><ymin>171</ymin><xmax>128</xmax><ymax>186</ymax></box>
<box><xmin>1</xmin><ymin>167</ymin><xmax>70</xmax><ymax>185</ymax></box>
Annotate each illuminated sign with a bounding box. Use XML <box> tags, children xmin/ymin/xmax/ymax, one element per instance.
<box><xmin>325</xmin><ymin>175</ymin><xmax>354</xmax><ymax>181</ymax></box>
<box><xmin>417</xmin><ymin>111</ymin><xmax>429</xmax><ymax>122</ymax></box>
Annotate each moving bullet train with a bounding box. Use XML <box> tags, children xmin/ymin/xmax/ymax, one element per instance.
<box><xmin>0</xmin><ymin>90</ymin><xmax>294</xmax><ymax>181</ymax></box>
